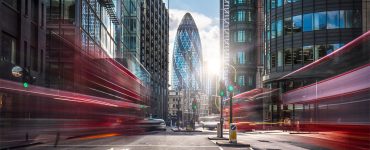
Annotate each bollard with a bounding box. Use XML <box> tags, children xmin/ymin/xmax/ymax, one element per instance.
<box><xmin>229</xmin><ymin>123</ymin><xmax>237</xmax><ymax>144</ymax></box>
<box><xmin>54</xmin><ymin>132</ymin><xmax>60</xmax><ymax>147</ymax></box>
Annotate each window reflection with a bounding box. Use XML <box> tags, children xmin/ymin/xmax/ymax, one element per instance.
<box><xmin>293</xmin><ymin>47</ymin><xmax>302</xmax><ymax>65</ymax></box>
<box><xmin>271</xmin><ymin>22</ymin><xmax>276</xmax><ymax>38</ymax></box>
<box><xmin>314</xmin><ymin>12</ymin><xmax>326</xmax><ymax>30</ymax></box>
<box><xmin>277</xmin><ymin>0</ymin><xmax>283</xmax><ymax>7</ymax></box>
<box><xmin>327</xmin><ymin>11</ymin><xmax>339</xmax><ymax>29</ymax></box>
<box><xmin>314</xmin><ymin>45</ymin><xmax>326</xmax><ymax>60</ymax></box>
<box><xmin>303</xmin><ymin>45</ymin><xmax>314</xmax><ymax>64</ymax></box>
<box><xmin>278</xmin><ymin>51</ymin><xmax>283</xmax><ymax>67</ymax></box>
<box><xmin>326</xmin><ymin>44</ymin><xmax>340</xmax><ymax>54</ymax></box>
<box><xmin>303</xmin><ymin>13</ymin><xmax>313</xmax><ymax>32</ymax></box>
<box><xmin>284</xmin><ymin>17</ymin><xmax>292</xmax><ymax>35</ymax></box>
<box><xmin>277</xmin><ymin>20</ymin><xmax>283</xmax><ymax>37</ymax></box>
<box><xmin>292</xmin><ymin>15</ymin><xmax>302</xmax><ymax>33</ymax></box>
<box><xmin>271</xmin><ymin>53</ymin><xmax>276</xmax><ymax>68</ymax></box>
<box><xmin>284</xmin><ymin>48</ymin><xmax>292</xmax><ymax>66</ymax></box>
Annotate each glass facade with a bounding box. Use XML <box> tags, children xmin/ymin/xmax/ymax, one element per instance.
<box><xmin>172</xmin><ymin>13</ymin><xmax>203</xmax><ymax>91</ymax></box>
<box><xmin>81</xmin><ymin>0</ymin><xmax>116</xmax><ymax>58</ymax></box>
<box><xmin>264</xmin><ymin>0</ymin><xmax>362</xmax><ymax>74</ymax></box>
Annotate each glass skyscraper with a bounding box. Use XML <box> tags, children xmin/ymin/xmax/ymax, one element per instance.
<box><xmin>172</xmin><ymin>13</ymin><xmax>203</xmax><ymax>91</ymax></box>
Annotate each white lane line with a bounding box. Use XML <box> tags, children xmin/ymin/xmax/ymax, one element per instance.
<box><xmin>41</xmin><ymin>144</ymin><xmax>219</xmax><ymax>148</ymax></box>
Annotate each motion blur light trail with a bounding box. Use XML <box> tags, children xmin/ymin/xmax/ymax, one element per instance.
<box><xmin>0</xmin><ymin>79</ymin><xmax>142</xmax><ymax>108</ymax></box>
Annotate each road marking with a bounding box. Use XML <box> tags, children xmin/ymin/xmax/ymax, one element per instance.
<box><xmin>41</xmin><ymin>144</ymin><xmax>219</xmax><ymax>148</ymax></box>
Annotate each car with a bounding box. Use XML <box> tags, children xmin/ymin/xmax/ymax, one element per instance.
<box><xmin>199</xmin><ymin>116</ymin><xmax>220</xmax><ymax>130</ymax></box>
<box><xmin>139</xmin><ymin>118</ymin><xmax>167</xmax><ymax>131</ymax></box>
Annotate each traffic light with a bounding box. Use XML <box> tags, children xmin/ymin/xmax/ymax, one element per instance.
<box><xmin>219</xmin><ymin>80</ymin><xmax>226</xmax><ymax>97</ymax></box>
<box><xmin>192</xmin><ymin>99</ymin><xmax>197</xmax><ymax>110</ymax></box>
<box><xmin>22</xmin><ymin>69</ymin><xmax>36</xmax><ymax>88</ymax></box>
<box><xmin>228</xmin><ymin>85</ymin><xmax>234</xmax><ymax>92</ymax></box>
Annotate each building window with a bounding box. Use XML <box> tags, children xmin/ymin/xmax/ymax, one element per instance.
<box><xmin>277</xmin><ymin>0</ymin><xmax>283</xmax><ymax>7</ymax></box>
<box><xmin>238</xmin><ymin>75</ymin><xmax>245</xmax><ymax>86</ymax></box>
<box><xmin>277</xmin><ymin>20</ymin><xmax>283</xmax><ymax>37</ymax></box>
<box><xmin>271</xmin><ymin>0</ymin><xmax>276</xmax><ymax>9</ymax></box>
<box><xmin>303</xmin><ymin>13</ymin><xmax>313</xmax><ymax>32</ymax></box>
<box><xmin>248</xmin><ymin>76</ymin><xmax>253</xmax><ymax>86</ymax></box>
<box><xmin>326</xmin><ymin>43</ymin><xmax>341</xmax><ymax>54</ymax></box>
<box><xmin>235</xmin><ymin>10</ymin><xmax>246</xmax><ymax>22</ymax></box>
<box><xmin>339</xmin><ymin>10</ymin><xmax>351</xmax><ymax>28</ymax></box>
<box><xmin>314</xmin><ymin>45</ymin><xmax>326</xmax><ymax>60</ymax></box>
<box><xmin>247</xmin><ymin>11</ymin><xmax>252</xmax><ymax>22</ymax></box>
<box><xmin>303</xmin><ymin>45</ymin><xmax>313</xmax><ymax>64</ymax></box>
<box><xmin>31</xmin><ymin>0</ymin><xmax>38</xmax><ymax>22</ymax></box>
<box><xmin>63</xmin><ymin>0</ymin><xmax>75</xmax><ymax>24</ymax></box>
<box><xmin>284</xmin><ymin>48</ymin><xmax>292</xmax><ymax>66</ymax></box>
<box><xmin>271</xmin><ymin>53</ymin><xmax>276</xmax><ymax>68</ymax></box>
<box><xmin>237</xmin><ymin>51</ymin><xmax>246</xmax><ymax>64</ymax></box>
<box><xmin>266</xmin><ymin>52</ymin><xmax>271</xmax><ymax>71</ymax></box>
<box><xmin>292</xmin><ymin>15</ymin><xmax>302</xmax><ymax>33</ymax></box>
<box><xmin>234</xmin><ymin>30</ymin><xmax>245</xmax><ymax>43</ymax></box>
<box><xmin>30</xmin><ymin>47</ymin><xmax>38</xmax><ymax>71</ymax></box>
<box><xmin>327</xmin><ymin>11</ymin><xmax>340</xmax><ymax>29</ymax></box>
<box><xmin>284</xmin><ymin>17</ymin><xmax>292</xmax><ymax>35</ymax></box>
<box><xmin>1</xmin><ymin>33</ymin><xmax>17</xmax><ymax>64</ymax></box>
<box><xmin>277</xmin><ymin>50</ymin><xmax>283</xmax><ymax>67</ymax></box>
<box><xmin>271</xmin><ymin>22</ymin><xmax>276</xmax><ymax>38</ymax></box>
<box><xmin>314</xmin><ymin>12</ymin><xmax>327</xmax><ymax>30</ymax></box>
<box><xmin>293</xmin><ymin>47</ymin><xmax>302</xmax><ymax>65</ymax></box>
<box><xmin>352</xmin><ymin>10</ymin><xmax>362</xmax><ymax>28</ymax></box>
<box><xmin>234</xmin><ymin>0</ymin><xmax>246</xmax><ymax>4</ymax></box>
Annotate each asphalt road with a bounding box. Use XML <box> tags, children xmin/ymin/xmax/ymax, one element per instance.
<box><xmin>17</xmin><ymin>127</ymin><xmax>365</xmax><ymax>150</ymax></box>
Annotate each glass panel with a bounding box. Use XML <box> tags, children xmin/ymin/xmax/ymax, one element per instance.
<box><xmin>353</xmin><ymin>10</ymin><xmax>362</xmax><ymax>28</ymax></box>
<box><xmin>277</xmin><ymin>20</ymin><xmax>283</xmax><ymax>37</ymax></box>
<box><xmin>303</xmin><ymin>45</ymin><xmax>314</xmax><ymax>64</ymax></box>
<box><xmin>266</xmin><ymin>52</ymin><xmax>271</xmax><ymax>71</ymax></box>
<box><xmin>293</xmin><ymin>15</ymin><xmax>302</xmax><ymax>33</ymax></box>
<box><xmin>303</xmin><ymin>13</ymin><xmax>313</xmax><ymax>32</ymax></box>
<box><xmin>271</xmin><ymin>53</ymin><xmax>276</xmax><ymax>68</ymax></box>
<box><xmin>326</xmin><ymin>44</ymin><xmax>340</xmax><ymax>54</ymax></box>
<box><xmin>272</xmin><ymin>0</ymin><xmax>276</xmax><ymax>9</ymax></box>
<box><xmin>314</xmin><ymin>12</ymin><xmax>327</xmax><ymax>30</ymax></box>
<box><xmin>277</xmin><ymin>0</ymin><xmax>283</xmax><ymax>7</ymax></box>
<box><xmin>293</xmin><ymin>47</ymin><xmax>302</xmax><ymax>65</ymax></box>
<box><xmin>314</xmin><ymin>45</ymin><xmax>326</xmax><ymax>60</ymax></box>
<box><xmin>284</xmin><ymin>17</ymin><xmax>292</xmax><ymax>35</ymax></box>
<box><xmin>236</xmin><ymin>10</ymin><xmax>246</xmax><ymax>22</ymax></box>
<box><xmin>63</xmin><ymin>0</ymin><xmax>75</xmax><ymax>24</ymax></box>
<box><xmin>237</xmin><ymin>51</ymin><xmax>246</xmax><ymax>64</ymax></box>
<box><xmin>327</xmin><ymin>11</ymin><xmax>339</xmax><ymax>29</ymax></box>
<box><xmin>284</xmin><ymin>48</ymin><xmax>292</xmax><ymax>65</ymax></box>
<box><xmin>238</xmin><ymin>75</ymin><xmax>245</xmax><ymax>86</ymax></box>
<box><xmin>271</xmin><ymin>22</ymin><xmax>276</xmax><ymax>38</ymax></box>
<box><xmin>1</xmin><ymin>33</ymin><xmax>17</xmax><ymax>64</ymax></box>
<box><xmin>278</xmin><ymin>50</ymin><xmax>283</xmax><ymax>67</ymax></box>
<box><xmin>343</xmin><ymin>10</ymin><xmax>353</xmax><ymax>28</ymax></box>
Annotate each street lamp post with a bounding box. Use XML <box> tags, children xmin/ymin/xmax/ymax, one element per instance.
<box><xmin>226</xmin><ymin>64</ymin><xmax>236</xmax><ymax>124</ymax></box>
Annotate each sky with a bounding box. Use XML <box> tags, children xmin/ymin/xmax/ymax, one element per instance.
<box><xmin>164</xmin><ymin>0</ymin><xmax>221</xmax><ymax>86</ymax></box>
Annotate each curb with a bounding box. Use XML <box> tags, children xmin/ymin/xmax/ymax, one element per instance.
<box><xmin>208</xmin><ymin>137</ymin><xmax>229</xmax><ymax>140</ymax></box>
<box><xmin>215</xmin><ymin>141</ymin><xmax>250</xmax><ymax>147</ymax></box>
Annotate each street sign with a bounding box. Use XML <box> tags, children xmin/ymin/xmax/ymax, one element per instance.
<box><xmin>229</xmin><ymin>123</ymin><xmax>237</xmax><ymax>143</ymax></box>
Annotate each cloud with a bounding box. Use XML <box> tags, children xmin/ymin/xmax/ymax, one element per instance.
<box><xmin>169</xmin><ymin>9</ymin><xmax>220</xmax><ymax>84</ymax></box>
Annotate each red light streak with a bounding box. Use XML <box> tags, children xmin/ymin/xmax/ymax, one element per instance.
<box><xmin>280</xmin><ymin>30</ymin><xmax>370</xmax><ymax>80</ymax></box>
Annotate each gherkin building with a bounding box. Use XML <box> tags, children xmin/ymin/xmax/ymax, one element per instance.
<box><xmin>172</xmin><ymin>13</ymin><xmax>203</xmax><ymax>91</ymax></box>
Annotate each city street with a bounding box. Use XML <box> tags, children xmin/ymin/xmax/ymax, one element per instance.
<box><xmin>16</xmin><ymin>127</ymin><xmax>361</xmax><ymax>150</ymax></box>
